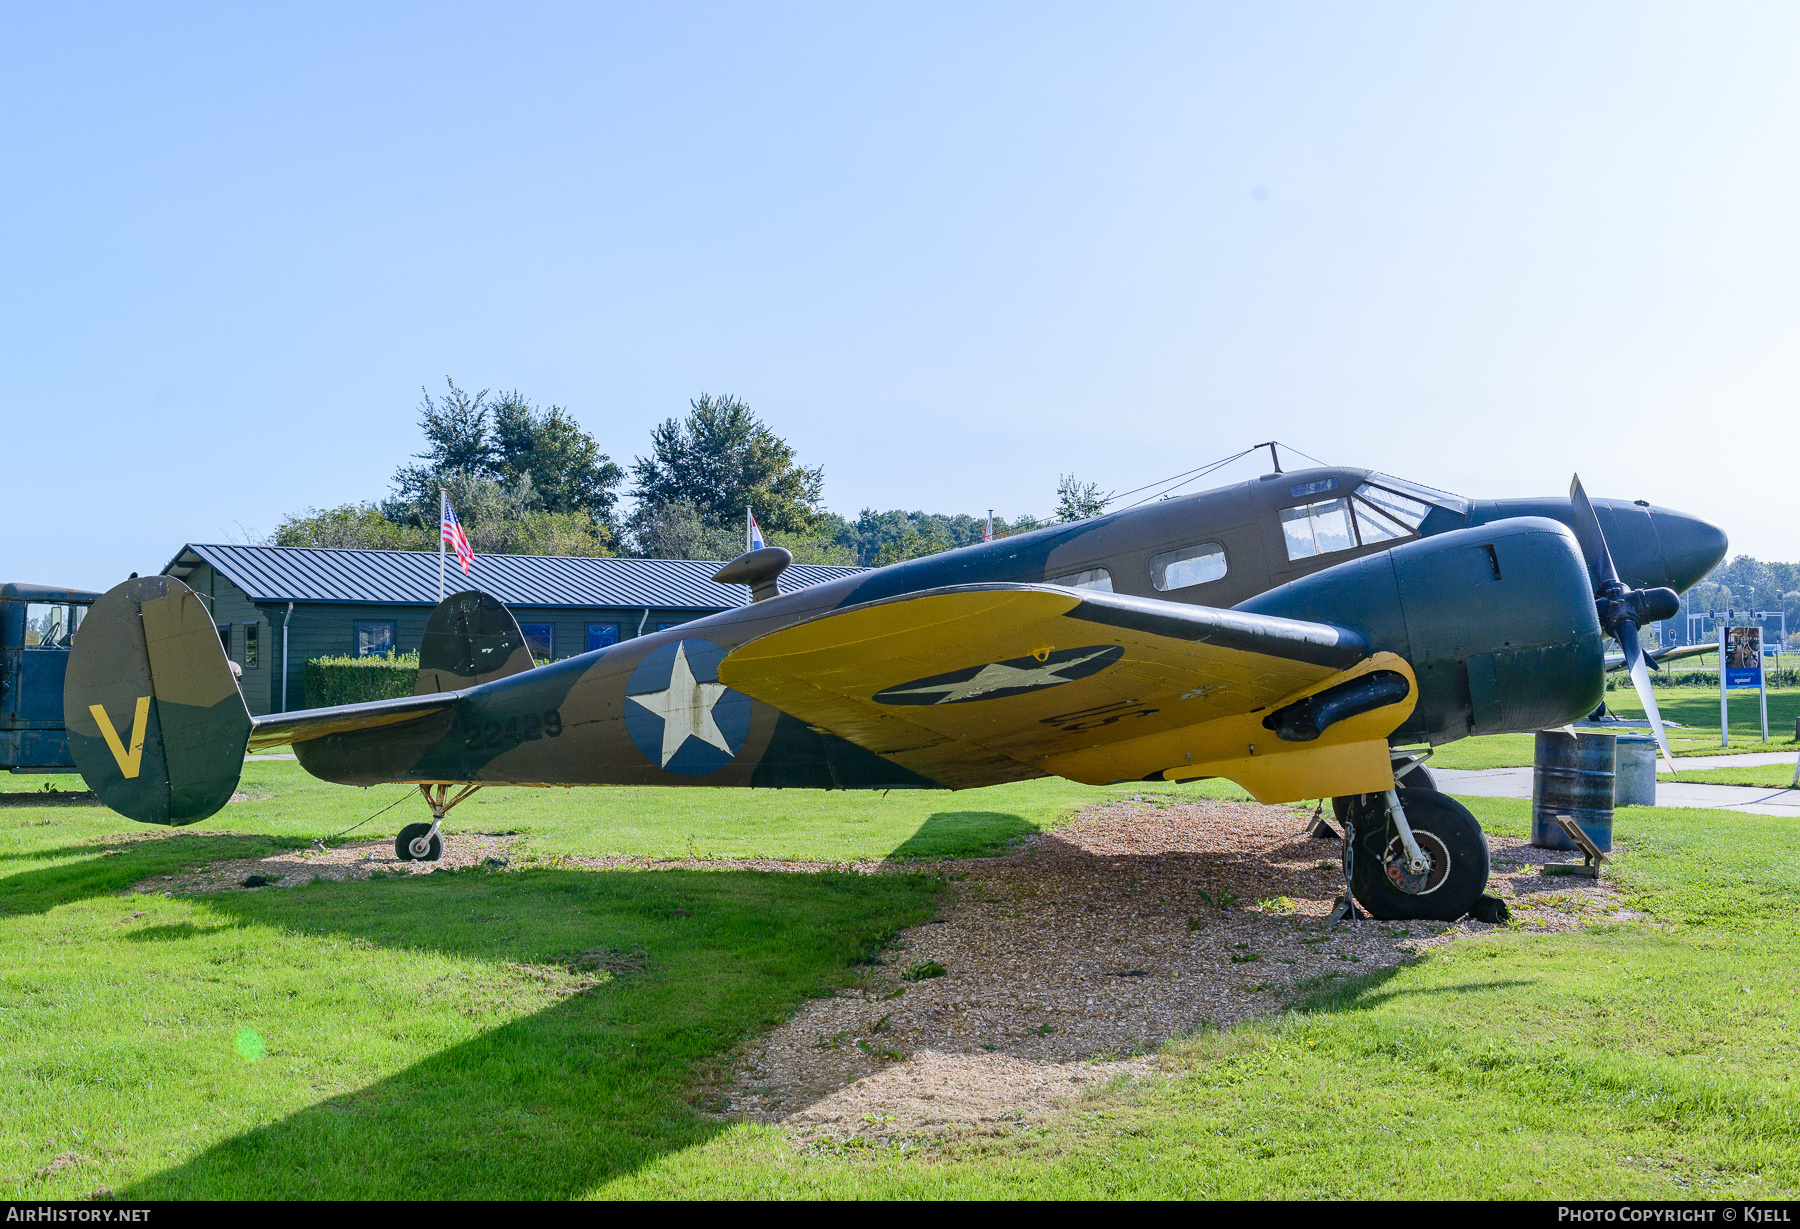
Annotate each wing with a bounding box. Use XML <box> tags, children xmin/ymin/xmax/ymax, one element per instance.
<box><xmin>1605</xmin><ymin>641</ymin><xmax>1712</xmax><ymax>672</ymax></box>
<box><xmin>718</xmin><ymin>584</ymin><xmax>1418</xmax><ymax>801</ymax></box>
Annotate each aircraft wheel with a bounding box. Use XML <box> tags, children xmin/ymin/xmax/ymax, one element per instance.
<box><xmin>396</xmin><ymin>822</ymin><xmax>443</xmax><ymax>862</ymax></box>
<box><xmin>1347</xmin><ymin>789</ymin><xmax>1488</xmax><ymax>922</ymax></box>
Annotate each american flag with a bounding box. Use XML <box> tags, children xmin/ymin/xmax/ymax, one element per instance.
<box><xmin>442</xmin><ymin>494</ymin><xmax>474</xmax><ymax>574</ymax></box>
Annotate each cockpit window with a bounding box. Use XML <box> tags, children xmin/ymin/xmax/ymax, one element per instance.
<box><xmin>23</xmin><ymin>603</ymin><xmax>83</xmax><ymax>649</ymax></box>
<box><xmin>1367</xmin><ymin>473</ymin><xmax>1470</xmax><ymax>516</ymax></box>
<box><xmin>1353</xmin><ymin>482</ymin><xmax>1433</xmax><ymax>541</ymax></box>
<box><xmin>1046</xmin><ymin>567</ymin><xmax>1114</xmax><ymax>593</ymax></box>
<box><xmin>1280</xmin><ymin>499</ymin><xmax>1356</xmax><ymax>561</ymax></box>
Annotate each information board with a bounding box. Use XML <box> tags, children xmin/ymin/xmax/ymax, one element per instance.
<box><xmin>1726</xmin><ymin>626</ymin><xmax>1764</xmax><ymax>689</ymax></box>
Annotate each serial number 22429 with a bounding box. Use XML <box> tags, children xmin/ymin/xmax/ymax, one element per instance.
<box><xmin>464</xmin><ymin>710</ymin><xmax>563</xmax><ymax>750</ymax></box>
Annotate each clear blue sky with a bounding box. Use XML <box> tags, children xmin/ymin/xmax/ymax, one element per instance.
<box><xmin>6</xmin><ymin>2</ymin><xmax>1796</xmax><ymax>588</ymax></box>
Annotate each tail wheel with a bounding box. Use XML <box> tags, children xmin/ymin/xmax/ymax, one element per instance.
<box><xmin>1347</xmin><ymin>788</ymin><xmax>1489</xmax><ymax>921</ymax></box>
<box><xmin>395</xmin><ymin>822</ymin><xmax>443</xmax><ymax>862</ymax></box>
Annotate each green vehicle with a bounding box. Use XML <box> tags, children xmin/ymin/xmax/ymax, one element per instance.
<box><xmin>1</xmin><ymin>583</ymin><xmax>101</xmax><ymax>772</ymax></box>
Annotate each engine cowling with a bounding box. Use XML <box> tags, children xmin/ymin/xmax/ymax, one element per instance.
<box><xmin>1237</xmin><ymin>517</ymin><xmax>1604</xmax><ymax>745</ymax></box>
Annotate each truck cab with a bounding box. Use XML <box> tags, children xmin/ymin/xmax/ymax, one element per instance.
<box><xmin>1</xmin><ymin>583</ymin><xmax>102</xmax><ymax>772</ymax></box>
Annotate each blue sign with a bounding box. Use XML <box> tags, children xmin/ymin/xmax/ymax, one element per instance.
<box><xmin>1725</xmin><ymin>627</ymin><xmax>1764</xmax><ymax>690</ymax></box>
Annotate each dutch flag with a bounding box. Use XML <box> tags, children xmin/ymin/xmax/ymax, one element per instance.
<box><xmin>747</xmin><ymin>508</ymin><xmax>766</xmax><ymax>552</ymax></box>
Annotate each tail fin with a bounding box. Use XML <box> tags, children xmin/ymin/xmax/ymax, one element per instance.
<box><xmin>64</xmin><ymin>576</ymin><xmax>251</xmax><ymax>825</ymax></box>
<box><xmin>413</xmin><ymin>589</ymin><xmax>535</xmax><ymax>694</ymax></box>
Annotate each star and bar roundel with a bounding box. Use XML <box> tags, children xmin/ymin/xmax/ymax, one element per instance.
<box><xmin>873</xmin><ymin>644</ymin><xmax>1123</xmax><ymax>706</ymax></box>
<box><xmin>625</xmin><ymin>639</ymin><xmax>752</xmax><ymax>775</ymax></box>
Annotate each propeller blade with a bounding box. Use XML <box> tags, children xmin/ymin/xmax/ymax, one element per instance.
<box><xmin>1568</xmin><ymin>475</ymin><xmax>1621</xmax><ymax>591</ymax></box>
<box><xmin>1619</xmin><ymin>621</ymin><xmax>1676</xmax><ymax>776</ymax></box>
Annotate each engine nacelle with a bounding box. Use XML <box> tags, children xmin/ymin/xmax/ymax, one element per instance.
<box><xmin>1237</xmin><ymin>517</ymin><xmax>1604</xmax><ymax>745</ymax></box>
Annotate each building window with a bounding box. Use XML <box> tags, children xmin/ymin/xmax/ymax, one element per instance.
<box><xmin>244</xmin><ymin>621</ymin><xmax>259</xmax><ymax>668</ymax></box>
<box><xmin>585</xmin><ymin>623</ymin><xmax>620</xmax><ymax>652</ymax></box>
<box><xmin>356</xmin><ymin>622</ymin><xmax>397</xmax><ymax>658</ymax></box>
<box><xmin>657</xmin><ymin>620</ymin><xmax>689</xmax><ymax>633</ymax></box>
<box><xmin>1150</xmin><ymin>542</ymin><xmax>1228</xmax><ymax>591</ymax></box>
<box><xmin>216</xmin><ymin>624</ymin><xmax>232</xmax><ymax>659</ymax></box>
<box><xmin>1046</xmin><ymin>567</ymin><xmax>1114</xmax><ymax>592</ymax></box>
<box><xmin>519</xmin><ymin>623</ymin><xmax>554</xmax><ymax>661</ymax></box>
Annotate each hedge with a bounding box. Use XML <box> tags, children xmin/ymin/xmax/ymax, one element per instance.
<box><xmin>303</xmin><ymin>652</ymin><xmax>420</xmax><ymax>708</ymax></box>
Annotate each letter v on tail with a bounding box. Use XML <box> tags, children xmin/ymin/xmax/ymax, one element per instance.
<box><xmin>90</xmin><ymin>697</ymin><xmax>152</xmax><ymax>778</ymax></box>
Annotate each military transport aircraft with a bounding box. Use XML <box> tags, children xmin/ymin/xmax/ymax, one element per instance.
<box><xmin>62</xmin><ymin>464</ymin><xmax>1726</xmax><ymax>923</ymax></box>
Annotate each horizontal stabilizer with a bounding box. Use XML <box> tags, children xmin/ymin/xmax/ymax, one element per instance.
<box><xmin>248</xmin><ymin>692</ymin><xmax>462</xmax><ymax>752</ymax></box>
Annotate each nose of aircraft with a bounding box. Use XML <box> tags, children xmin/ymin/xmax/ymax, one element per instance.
<box><xmin>1650</xmin><ymin>506</ymin><xmax>1729</xmax><ymax>594</ymax></box>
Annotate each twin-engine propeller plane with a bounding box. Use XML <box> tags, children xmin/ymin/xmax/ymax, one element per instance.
<box><xmin>64</xmin><ymin>462</ymin><xmax>1726</xmax><ymax>922</ymax></box>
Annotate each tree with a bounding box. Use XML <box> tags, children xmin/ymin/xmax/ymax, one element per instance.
<box><xmin>871</xmin><ymin>518</ymin><xmax>955</xmax><ymax>567</ymax></box>
<box><xmin>630</xmin><ymin>500</ymin><xmax>746</xmax><ymax>561</ymax></box>
<box><xmin>270</xmin><ymin>504</ymin><xmax>430</xmax><ymax>551</ymax></box>
<box><xmin>489</xmin><ymin>391</ymin><xmax>624</xmax><ymax>521</ymax></box>
<box><xmin>388</xmin><ymin>378</ymin><xmax>497</xmax><ymax>517</ymax></box>
<box><xmin>627</xmin><ymin>393</ymin><xmax>824</xmax><ymax>551</ymax></box>
<box><xmin>387</xmin><ymin>378</ymin><xmax>621</xmax><ymax>518</ymax></box>
<box><xmin>1054</xmin><ymin>473</ymin><xmax>1112</xmax><ymax>522</ymax></box>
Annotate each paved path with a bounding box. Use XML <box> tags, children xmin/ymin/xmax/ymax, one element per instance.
<box><xmin>1436</xmin><ymin>766</ymin><xmax>1800</xmax><ymax>817</ymax></box>
<box><xmin>1660</xmin><ymin>752</ymin><xmax>1798</xmax><ymax>772</ymax></box>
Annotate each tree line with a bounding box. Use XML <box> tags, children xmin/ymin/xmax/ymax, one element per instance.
<box><xmin>269</xmin><ymin>379</ymin><xmax>1108</xmax><ymax>565</ymax></box>
<box><xmin>1678</xmin><ymin>556</ymin><xmax>1800</xmax><ymax>647</ymax></box>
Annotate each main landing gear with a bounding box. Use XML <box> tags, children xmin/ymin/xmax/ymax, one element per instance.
<box><xmin>395</xmin><ymin>783</ymin><xmax>482</xmax><ymax>862</ymax></box>
<box><xmin>1329</xmin><ymin>778</ymin><xmax>1491</xmax><ymax>923</ymax></box>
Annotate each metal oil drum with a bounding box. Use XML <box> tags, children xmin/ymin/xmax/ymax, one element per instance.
<box><xmin>1531</xmin><ymin>730</ymin><xmax>1615</xmax><ymax>852</ymax></box>
<box><xmin>1613</xmin><ymin>735</ymin><xmax>1657</xmax><ymax>807</ymax></box>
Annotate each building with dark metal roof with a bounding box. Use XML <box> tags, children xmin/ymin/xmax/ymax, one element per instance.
<box><xmin>161</xmin><ymin>544</ymin><xmax>862</xmax><ymax>716</ymax></box>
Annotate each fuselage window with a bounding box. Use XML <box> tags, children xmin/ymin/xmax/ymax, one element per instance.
<box><xmin>1149</xmin><ymin>542</ymin><xmax>1227</xmax><ymax>591</ymax></box>
<box><xmin>1280</xmin><ymin>499</ymin><xmax>1356</xmax><ymax>561</ymax></box>
<box><xmin>1046</xmin><ymin>567</ymin><xmax>1114</xmax><ymax>592</ymax></box>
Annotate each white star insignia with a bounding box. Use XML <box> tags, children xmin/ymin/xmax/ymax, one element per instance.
<box><xmin>626</xmin><ymin>642</ymin><xmax>733</xmax><ymax>766</ymax></box>
<box><xmin>883</xmin><ymin>647</ymin><xmax>1115</xmax><ymax>705</ymax></box>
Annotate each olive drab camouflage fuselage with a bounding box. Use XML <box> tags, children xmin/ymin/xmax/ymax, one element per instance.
<box><xmin>64</xmin><ymin>464</ymin><xmax>1729</xmax><ymax>827</ymax></box>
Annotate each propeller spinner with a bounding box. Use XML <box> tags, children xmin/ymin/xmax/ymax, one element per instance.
<box><xmin>1569</xmin><ymin>476</ymin><xmax>1682</xmax><ymax>775</ymax></box>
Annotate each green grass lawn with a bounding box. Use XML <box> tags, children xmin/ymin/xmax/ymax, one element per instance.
<box><xmin>5</xmin><ymin>767</ymin><xmax>1800</xmax><ymax>1198</ymax></box>
<box><xmin>1661</xmin><ymin>761</ymin><xmax>1800</xmax><ymax>788</ymax></box>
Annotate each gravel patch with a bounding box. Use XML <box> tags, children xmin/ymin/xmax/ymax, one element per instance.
<box><xmin>721</xmin><ymin>797</ymin><xmax>1627</xmax><ymax>1141</ymax></box>
<box><xmin>121</xmin><ymin>831</ymin><xmax>522</xmax><ymax>894</ymax></box>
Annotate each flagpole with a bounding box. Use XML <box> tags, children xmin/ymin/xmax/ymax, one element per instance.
<box><xmin>438</xmin><ymin>489</ymin><xmax>446</xmax><ymax>600</ymax></box>
<box><xmin>746</xmin><ymin>505</ymin><xmax>753</xmax><ymax>554</ymax></box>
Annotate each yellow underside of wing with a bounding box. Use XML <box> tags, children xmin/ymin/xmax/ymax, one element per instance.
<box><xmin>720</xmin><ymin>587</ymin><xmax>1416</xmax><ymax>800</ymax></box>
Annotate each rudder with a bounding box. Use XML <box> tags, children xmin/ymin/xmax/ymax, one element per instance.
<box><xmin>64</xmin><ymin>576</ymin><xmax>251</xmax><ymax>824</ymax></box>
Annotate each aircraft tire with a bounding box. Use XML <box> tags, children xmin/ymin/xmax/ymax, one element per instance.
<box><xmin>395</xmin><ymin>822</ymin><xmax>443</xmax><ymax>862</ymax></box>
<box><xmin>1346</xmin><ymin>788</ymin><xmax>1489</xmax><ymax>922</ymax></box>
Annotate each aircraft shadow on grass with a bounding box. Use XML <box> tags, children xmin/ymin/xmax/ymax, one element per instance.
<box><xmin>0</xmin><ymin>833</ymin><xmax>311</xmax><ymax>914</ymax></box>
<box><xmin>108</xmin><ymin>855</ymin><xmax>941</xmax><ymax>1200</ymax></box>
<box><xmin>0</xmin><ymin>814</ymin><xmax>987</xmax><ymax>1199</ymax></box>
